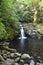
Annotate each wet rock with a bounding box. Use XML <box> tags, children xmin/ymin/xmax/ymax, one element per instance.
<box><xmin>10</xmin><ymin>53</ymin><xmax>15</xmax><ymax>59</ymax></box>
<box><xmin>0</xmin><ymin>55</ymin><xmax>6</xmax><ymax>65</ymax></box>
<box><xmin>1</xmin><ymin>50</ymin><xmax>7</xmax><ymax>55</ymax></box>
<box><xmin>3</xmin><ymin>54</ymin><xmax>7</xmax><ymax>60</ymax></box>
<box><xmin>36</xmin><ymin>62</ymin><xmax>42</xmax><ymax>65</ymax></box>
<box><xmin>1</xmin><ymin>47</ymin><xmax>17</xmax><ymax>53</ymax></box>
<box><xmin>22</xmin><ymin>23</ymin><xmax>36</xmax><ymax>35</ymax></box>
<box><xmin>15</xmin><ymin>63</ymin><xmax>19</xmax><ymax>65</ymax></box>
<box><xmin>30</xmin><ymin>60</ymin><xmax>35</xmax><ymax>65</ymax></box>
<box><xmin>30</xmin><ymin>56</ymin><xmax>34</xmax><ymax>60</ymax></box>
<box><xmin>7</xmin><ymin>52</ymin><xmax>10</xmax><ymax>58</ymax></box>
<box><xmin>35</xmin><ymin>56</ymin><xmax>42</xmax><ymax>63</ymax></box>
<box><xmin>21</xmin><ymin>54</ymin><xmax>31</xmax><ymax>59</ymax></box>
<box><xmin>21</xmin><ymin>58</ymin><xmax>30</xmax><ymax>64</ymax></box>
<box><xmin>5</xmin><ymin>58</ymin><xmax>14</xmax><ymax>65</ymax></box>
<box><xmin>0</xmin><ymin>55</ymin><xmax>5</xmax><ymax>62</ymax></box>
<box><xmin>14</xmin><ymin>53</ymin><xmax>21</xmax><ymax>57</ymax></box>
<box><xmin>13</xmin><ymin>49</ymin><xmax>17</xmax><ymax>53</ymax></box>
<box><xmin>10</xmin><ymin>61</ymin><xmax>14</xmax><ymax>65</ymax></box>
<box><xmin>24</xmin><ymin>63</ymin><xmax>29</xmax><ymax>65</ymax></box>
<box><xmin>24</xmin><ymin>59</ymin><xmax>30</xmax><ymax>64</ymax></box>
<box><xmin>0</xmin><ymin>62</ymin><xmax>6</xmax><ymax>65</ymax></box>
<box><xmin>20</xmin><ymin>59</ymin><xmax>24</xmax><ymax>63</ymax></box>
<box><xmin>15</xmin><ymin>57</ymin><xmax>20</xmax><ymax>63</ymax></box>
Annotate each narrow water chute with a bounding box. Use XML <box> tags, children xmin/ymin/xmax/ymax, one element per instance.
<box><xmin>18</xmin><ymin>24</ymin><xmax>27</xmax><ymax>39</ymax></box>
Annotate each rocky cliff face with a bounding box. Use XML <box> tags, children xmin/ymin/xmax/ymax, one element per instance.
<box><xmin>22</xmin><ymin>23</ymin><xmax>36</xmax><ymax>34</ymax></box>
<box><xmin>22</xmin><ymin>23</ymin><xmax>43</xmax><ymax>38</ymax></box>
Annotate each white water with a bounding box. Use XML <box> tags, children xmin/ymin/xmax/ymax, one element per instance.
<box><xmin>19</xmin><ymin>24</ymin><xmax>27</xmax><ymax>39</ymax></box>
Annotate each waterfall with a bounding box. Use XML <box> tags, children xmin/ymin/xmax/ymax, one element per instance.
<box><xmin>21</xmin><ymin>26</ymin><xmax>25</xmax><ymax>38</ymax></box>
<box><xmin>18</xmin><ymin>24</ymin><xmax>27</xmax><ymax>39</ymax></box>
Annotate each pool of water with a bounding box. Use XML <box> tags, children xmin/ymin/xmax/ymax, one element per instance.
<box><xmin>9</xmin><ymin>37</ymin><xmax>43</xmax><ymax>62</ymax></box>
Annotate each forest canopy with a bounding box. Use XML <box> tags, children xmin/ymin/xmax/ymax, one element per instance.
<box><xmin>0</xmin><ymin>0</ymin><xmax>43</xmax><ymax>40</ymax></box>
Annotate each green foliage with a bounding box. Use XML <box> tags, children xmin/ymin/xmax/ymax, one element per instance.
<box><xmin>0</xmin><ymin>22</ymin><xmax>6</xmax><ymax>39</ymax></box>
<box><xmin>0</xmin><ymin>0</ymin><xmax>20</xmax><ymax>40</ymax></box>
<box><xmin>0</xmin><ymin>0</ymin><xmax>43</xmax><ymax>40</ymax></box>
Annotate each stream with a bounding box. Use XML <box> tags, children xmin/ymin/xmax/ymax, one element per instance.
<box><xmin>9</xmin><ymin>24</ymin><xmax>43</xmax><ymax>62</ymax></box>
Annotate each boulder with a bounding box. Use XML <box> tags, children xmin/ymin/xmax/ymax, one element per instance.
<box><xmin>7</xmin><ymin>52</ymin><xmax>10</xmax><ymax>58</ymax></box>
<box><xmin>3</xmin><ymin>54</ymin><xmax>7</xmax><ymax>60</ymax></box>
<box><xmin>0</xmin><ymin>55</ymin><xmax>5</xmax><ymax>62</ymax></box>
<box><xmin>15</xmin><ymin>57</ymin><xmax>20</xmax><ymax>63</ymax></box>
<box><xmin>20</xmin><ymin>59</ymin><xmax>24</xmax><ymax>63</ymax></box>
<box><xmin>0</xmin><ymin>62</ymin><xmax>6</xmax><ymax>65</ymax></box>
<box><xmin>14</xmin><ymin>53</ymin><xmax>21</xmax><ymax>57</ymax></box>
<box><xmin>21</xmin><ymin>54</ymin><xmax>31</xmax><ymax>59</ymax></box>
<box><xmin>30</xmin><ymin>60</ymin><xmax>35</xmax><ymax>65</ymax></box>
<box><xmin>5</xmin><ymin>58</ymin><xmax>14</xmax><ymax>65</ymax></box>
<box><xmin>10</xmin><ymin>53</ymin><xmax>15</xmax><ymax>59</ymax></box>
<box><xmin>0</xmin><ymin>55</ymin><xmax>6</xmax><ymax>65</ymax></box>
<box><xmin>15</xmin><ymin>63</ymin><xmax>19</xmax><ymax>65</ymax></box>
<box><xmin>24</xmin><ymin>63</ymin><xmax>29</xmax><ymax>65</ymax></box>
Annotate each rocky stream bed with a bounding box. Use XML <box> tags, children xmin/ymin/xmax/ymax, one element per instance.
<box><xmin>0</xmin><ymin>42</ymin><xmax>43</xmax><ymax>65</ymax></box>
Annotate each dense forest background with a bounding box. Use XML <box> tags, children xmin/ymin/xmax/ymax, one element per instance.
<box><xmin>0</xmin><ymin>0</ymin><xmax>43</xmax><ymax>40</ymax></box>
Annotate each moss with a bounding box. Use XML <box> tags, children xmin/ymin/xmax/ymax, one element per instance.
<box><xmin>33</xmin><ymin>23</ymin><xmax>43</xmax><ymax>35</ymax></box>
<box><xmin>10</xmin><ymin>61</ymin><xmax>14</xmax><ymax>65</ymax></box>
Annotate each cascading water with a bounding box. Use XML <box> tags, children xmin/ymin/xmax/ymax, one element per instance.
<box><xmin>21</xmin><ymin>26</ymin><xmax>25</xmax><ymax>38</ymax></box>
<box><xmin>18</xmin><ymin>24</ymin><xmax>27</xmax><ymax>39</ymax></box>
